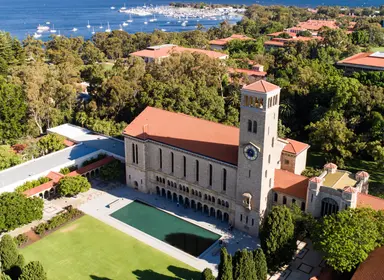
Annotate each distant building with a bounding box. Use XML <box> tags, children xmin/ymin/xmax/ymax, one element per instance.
<box><xmin>130</xmin><ymin>44</ymin><xmax>228</xmax><ymax>63</ymax></box>
<box><xmin>264</xmin><ymin>36</ymin><xmax>320</xmax><ymax>49</ymax></box>
<box><xmin>337</xmin><ymin>52</ymin><xmax>384</xmax><ymax>72</ymax></box>
<box><xmin>227</xmin><ymin>64</ymin><xmax>267</xmax><ymax>84</ymax></box>
<box><xmin>209</xmin><ymin>34</ymin><xmax>254</xmax><ymax>50</ymax></box>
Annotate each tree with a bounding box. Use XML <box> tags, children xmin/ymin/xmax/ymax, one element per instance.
<box><xmin>0</xmin><ymin>145</ymin><xmax>22</xmax><ymax>171</ymax></box>
<box><xmin>314</xmin><ymin>208</ymin><xmax>383</xmax><ymax>273</ymax></box>
<box><xmin>260</xmin><ymin>206</ymin><xmax>296</xmax><ymax>271</ymax></box>
<box><xmin>100</xmin><ymin>160</ymin><xmax>124</xmax><ymax>181</ymax></box>
<box><xmin>0</xmin><ymin>193</ymin><xmax>44</xmax><ymax>232</ymax></box>
<box><xmin>19</xmin><ymin>261</ymin><xmax>47</xmax><ymax>280</ymax></box>
<box><xmin>218</xmin><ymin>248</ymin><xmax>233</xmax><ymax>280</ymax></box>
<box><xmin>0</xmin><ymin>235</ymin><xmax>23</xmax><ymax>271</ymax></box>
<box><xmin>57</xmin><ymin>175</ymin><xmax>91</xmax><ymax>197</ymax></box>
<box><xmin>201</xmin><ymin>268</ymin><xmax>215</xmax><ymax>280</ymax></box>
<box><xmin>253</xmin><ymin>248</ymin><xmax>267</xmax><ymax>280</ymax></box>
<box><xmin>232</xmin><ymin>249</ymin><xmax>256</xmax><ymax>280</ymax></box>
<box><xmin>36</xmin><ymin>133</ymin><xmax>65</xmax><ymax>156</ymax></box>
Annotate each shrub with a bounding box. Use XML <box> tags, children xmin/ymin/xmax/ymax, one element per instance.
<box><xmin>19</xmin><ymin>261</ymin><xmax>47</xmax><ymax>280</ymax></box>
<box><xmin>33</xmin><ymin>208</ymin><xmax>83</xmax><ymax>235</ymax></box>
<box><xmin>33</xmin><ymin>223</ymin><xmax>47</xmax><ymax>235</ymax></box>
<box><xmin>57</xmin><ymin>176</ymin><xmax>91</xmax><ymax>197</ymax></box>
<box><xmin>13</xmin><ymin>234</ymin><xmax>29</xmax><ymax>247</ymax></box>
<box><xmin>0</xmin><ymin>235</ymin><xmax>23</xmax><ymax>271</ymax></box>
<box><xmin>15</xmin><ymin>177</ymin><xmax>50</xmax><ymax>193</ymax></box>
<box><xmin>36</xmin><ymin>134</ymin><xmax>65</xmax><ymax>156</ymax></box>
<box><xmin>59</xmin><ymin>165</ymin><xmax>77</xmax><ymax>175</ymax></box>
<box><xmin>100</xmin><ymin>160</ymin><xmax>124</xmax><ymax>181</ymax></box>
<box><xmin>82</xmin><ymin>153</ymin><xmax>107</xmax><ymax>167</ymax></box>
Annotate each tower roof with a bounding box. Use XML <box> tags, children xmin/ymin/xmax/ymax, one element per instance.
<box><xmin>242</xmin><ymin>80</ymin><xmax>280</xmax><ymax>93</ymax></box>
<box><xmin>283</xmin><ymin>138</ymin><xmax>310</xmax><ymax>155</ymax></box>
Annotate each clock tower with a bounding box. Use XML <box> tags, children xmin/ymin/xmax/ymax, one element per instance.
<box><xmin>234</xmin><ymin>80</ymin><xmax>281</xmax><ymax>236</ymax></box>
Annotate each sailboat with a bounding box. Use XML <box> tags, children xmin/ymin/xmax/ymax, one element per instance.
<box><xmin>105</xmin><ymin>22</ymin><xmax>111</xmax><ymax>33</ymax></box>
<box><xmin>33</xmin><ymin>33</ymin><xmax>42</xmax><ymax>39</ymax></box>
<box><xmin>149</xmin><ymin>14</ymin><xmax>157</xmax><ymax>22</ymax></box>
<box><xmin>72</xmin><ymin>27</ymin><xmax>78</xmax><ymax>32</ymax></box>
<box><xmin>126</xmin><ymin>14</ymin><xmax>133</xmax><ymax>23</ymax></box>
<box><xmin>50</xmin><ymin>24</ymin><xmax>57</xmax><ymax>33</ymax></box>
<box><xmin>119</xmin><ymin>24</ymin><xmax>123</xmax><ymax>31</ymax></box>
<box><xmin>87</xmin><ymin>20</ymin><xmax>91</xmax><ymax>28</ymax></box>
<box><xmin>122</xmin><ymin>21</ymin><xmax>128</xmax><ymax>26</ymax></box>
<box><xmin>91</xmin><ymin>27</ymin><xmax>95</xmax><ymax>35</ymax></box>
<box><xmin>99</xmin><ymin>23</ymin><xmax>103</xmax><ymax>29</ymax></box>
<box><xmin>57</xmin><ymin>30</ymin><xmax>62</xmax><ymax>37</ymax></box>
<box><xmin>120</xmin><ymin>3</ymin><xmax>127</xmax><ymax>10</ymax></box>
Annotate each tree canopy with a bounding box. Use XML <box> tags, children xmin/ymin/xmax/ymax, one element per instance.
<box><xmin>57</xmin><ymin>175</ymin><xmax>91</xmax><ymax>197</ymax></box>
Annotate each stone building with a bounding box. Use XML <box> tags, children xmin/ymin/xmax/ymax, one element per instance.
<box><xmin>123</xmin><ymin>80</ymin><xmax>311</xmax><ymax>236</ymax></box>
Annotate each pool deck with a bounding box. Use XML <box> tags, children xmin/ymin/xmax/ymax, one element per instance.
<box><xmin>77</xmin><ymin>179</ymin><xmax>259</xmax><ymax>275</ymax></box>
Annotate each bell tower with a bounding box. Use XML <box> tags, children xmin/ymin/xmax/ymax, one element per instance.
<box><xmin>234</xmin><ymin>80</ymin><xmax>281</xmax><ymax>236</ymax></box>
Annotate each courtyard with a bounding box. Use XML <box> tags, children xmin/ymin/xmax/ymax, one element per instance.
<box><xmin>22</xmin><ymin>215</ymin><xmax>200</xmax><ymax>280</ymax></box>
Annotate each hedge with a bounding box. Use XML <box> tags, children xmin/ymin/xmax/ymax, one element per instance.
<box><xmin>15</xmin><ymin>177</ymin><xmax>50</xmax><ymax>193</ymax></box>
<box><xmin>14</xmin><ymin>233</ymin><xmax>29</xmax><ymax>247</ymax></box>
<box><xmin>33</xmin><ymin>208</ymin><xmax>83</xmax><ymax>235</ymax></box>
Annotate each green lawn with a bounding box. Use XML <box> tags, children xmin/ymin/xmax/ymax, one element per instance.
<box><xmin>307</xmin><ymin>152</ymin><xmax>384</xmax><ymax>198</ymax></box>
<box><xmin>22</xmin><ymin>215</ymin><xmax>200</xmax><ymax>280</ymax></box>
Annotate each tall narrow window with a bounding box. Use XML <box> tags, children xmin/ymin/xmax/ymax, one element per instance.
<box><xmin>248</xmin><ymin>120</ymin><xmax>252</xmax><ymax>132</ymax></box>
<box><xmin>268</xmin><ymin>154</ymin><xmax>271</xmax><ymax>164</ymax></box>
<box><xmin>132</xmin><ymin>143</ymin><xmax>135</xmax><ymax>164</ymax></box>
<box><xmin>209</xmin><ymin>164</ymin><xmax>213</xmax><ymax>186</ymax></box>
<box><xmin>274</xmin><ymin>193</ymin><xmax>278</xmax><ymax>202</ymax></box>
<box><xmin>265</xmin><ymin>170</ymin><xmax>267</xmax><ymax>178</ymax></box>
<box><xmin>196</xmin><ymin>160</ymin><xmax>199</xmax><ymax>182</ymax></box>
<box><xmin>223</xmin><ymin>168</ymin><xmax>227</xmax><ymax>191</ymax></box>
<box><xmin>272</xmin><ymin>137</ymin><xmax>275</xmax><ymax>148</ymax></box>
<box><xmin>253</xmin><ymin>121</ymin><xmax>257</xmax><ymax>134</ymax></box>
<box><xmin>159</xmin><ymin>148</ymin><xmax>162</xmax><ymax>169</ymax></box>
<box><xmin>283</xmin><ymin>196</ymin><xmax>287</xmax><ymax>205</ymax></box>
<box><xmin>135</xmin><ymin>144</ymin><xmax>138</xmax><ymax>164</ymax></box>
<box><xmin>183</xmin><ymin>156</ymin><xmax>186</xmax><ymax>177</ymax></box>
<box><xmin>269</xmin><ymin>178</ymin><xmax>272</xmax><ymax>188</ymax></box>
<box><xmin>252</xmin><ymin>219</ymin><xmax>254</xmax><ymax>226</ymax></box>
<box><xmin>248</xmin><ymin>170</ymin><xmax>251</xmax><ymax>178</ymax></box>
<box><xmin>240</xmin><ymin>214</ymin><xmax>243</xmax><ymax>222</ymax></box>
<box><xmin>171</xmin><ymin>152</ymin><xmax>174</xmax><ymax>173</ymax></box>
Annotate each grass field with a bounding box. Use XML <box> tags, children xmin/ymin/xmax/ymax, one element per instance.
<box><xmin>22</xmin><ymin>215</ymin><xmax>200</xmax><ymax>280</ymax></box>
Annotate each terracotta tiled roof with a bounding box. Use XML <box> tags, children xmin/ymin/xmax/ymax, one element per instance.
<box><xmin>352</xmin><ymin>246</ymin><xmax>384</xmax><ymax>280</ymax></box>
<box><xmin>228</xmin><ymin>67</ymin><xmax>267</xmax><ymax>77</ymax></box>
<box><xmin>324</xmin><ymin>163</ymin><xmax>337</xmax><ymax>169</ymax></box>
<box><xmin>130</xmin><ymin>45</ymin><xmax>228</xmax><ymax>60</ymax></box>
<box><xmin>337</xmin><ymin>52</ymin><xmax>384</xmax><ymax>70</ymax></box>
<box><xmin>357</xmin><ymin>193</ymin><xmax>384</xmax><ymax>211</ymax></box>
<box><xmin>309</xmin><ymin>177</ymin><xmax>322</xmax><ymax>183</ymax></box>
<box><xmin>283</xmin><ymin>138</ymin><xmax>309</xmax><ymax>155</ymax></box>
<box><xmin>46</xmin><ymin>171</ymin><xmax>64</xmax><ymax>183</ymax></box>
<box><xmin>243</xmin><ymin>80</ymin><xmax>280</xmax><ymax>93</ymax></box>
<box><xmin>273</xmin><ymin>169</ymin><xmax>309</xmax><ymax>200</ymax></box>
<box><xmin>67</xmin><ymin>156</ymin><xmax>115</xmax><ymax>176</ymax></box>
<box><xmin>209</xmin><ymin>34</ymin><xmax>253</xmax><ymax>46</ymax></box>
<box><xmin>356</xmin><ymin>171</ymin><xmax>369</xmax><ymax>178</ymax></box>
<box><xmin>64</xmin><ymin>139</ymin><xmax>75</xmax><ymax>147</ymax></box>
<box><xmin>267</xmin><ymin>31</ymin><xmax>297</xmax><ymax>38</ymax></box>
<box><xmin>123</xmin><ymin>107</ymin><xmax>240</xmax><ymax>165</ymax></box>
<box><xmin>23</xmin><ymin>180</ymin><xmax>54</xmax><ymax>197</ymax></box>
<box><xmin>343</xmin><ymin>186</ymin><xmax>356</xmax><ymax>193</ymax></box>
<box><xmin>264</xmin><ymin>40</ymin><xmax>285</xmax><ymax>47</ymax></box>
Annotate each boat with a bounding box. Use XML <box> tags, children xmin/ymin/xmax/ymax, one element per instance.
<box><xmin>37</xmin><ymin>24</ymin><xmax>50</xmax><ymax>31</ymax></box>
<box><xmin>122</xmin><ymin>22</ymin><xmax>128</xmax><ymax>26</ymax></box>
<box><xmin>99</xmin><ymin>23</ymin><xmax>103</xmax><ymax>29</ymax></box>
<box><xmin>91</xmin><ymin>27</ymin><xmax>95</xmax><ymax>35</ymax></box>
<box><xmin>149</xmin><ymin>14</ymin><xmax>157</xmax><ymax>22</ymax></box>
<box><xmin>50</xmin><ymin>24</ymin><xmax>57</xmax><ymax>33</ymax></box>
<box><xmin>33</xmin><ymin>33</ymin><xmax>41</xmax><ymax>39</ymax></box>
<box><xmin>126</xmin><ymin>14</ymin><xmax>133</xmax><ymax>23</ymax></box>
<box><xmin>46</xmin><ymin>21</ymin><xmax>50</xmax><ymax>25</ymax></box>
<box><xmin>87</xmin><ymin>20</ymin><xmax>91</xmax><ymax>28</ymax></box>
<box><xmin>166</xmin><ymin>21</ymin><xmax>170</xmax><ymax>24</ymax></box>
<box><xmin>36</xmin><ymin>29</ymin><xmax>44</xmax><ymax>34</ymax></box>
<box><xmin>181</xmin><ymin>21</ymin><xmax>187</xmax><ymax>26</ymax></box>
<box><xmin>120</xmin><ymin>3</ymin><xmax>127</xmax><ymax>10</ymax></box>
<box><xmin>144</xmin><ymin>21</ymin><xmax>148</xmax><ymax>25</ymax></box>
<box><xmin>105</xmin><ymin>22</ymin><xmax>111</xmax><ymax>33</ymax></box>
<box><xmin>110</xmin><ymin>6</ymin><xmax>116</xmax><ymax>10</ymax></box>
<box><xmin>72</xmin><ymin>27</ymin><xmax>78</xmax><ymax>32</ymax></box>
<box><xmin>161</xmin><ymin>28</ymin><xmax>166</xmax><ymax>32</ymax></box>
<box><xmin>57</xmin><ymin>30</ymin><xmax>61</xmax><ymax>37</ymax></box>
<box><xmin>119</xmin><ymin>24</ymin><xmax>123</xmax><ymax>31</ymax></box>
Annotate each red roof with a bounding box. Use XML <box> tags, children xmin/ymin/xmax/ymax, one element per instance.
<box><xmin>352</xmin><ymin>246</ymin><xmax>384</xmax><ymax>280</ymax></box>
<box><xmin>273</xmin><ymin>169</ymin><xmax>309</xmax><ymax>200</ymax></box>
<box><xmin>283</xmin><ymin>138</ymin><xmax>309</xmax><ymax>155</ymax></box>
<box><xmin>124</xmin><ymin>107</ymin><xmax>240</xmax><ymax>165</ymax></box>
<box><xmin>309</xmin><ymin>177</ymin><xmax>322</xmax><ymax>183</ymax></box>
<box><xmin>297</xmin><ymin>20</ymin><xmax>338</xmax><ymax>31</ymax></box>
<box><xmin>209</xmin><ymin>34</ymin><xmax>253</xmax><ymax>46</ymax></box>
<box><xmin>357</xmin><ymin>193</ymin><xmax>384</xmax><ymax>211</ymax></box>
<box><xmin>356</xmin><ymin>171</ymin><xmax>369</xmax><ymax>178</ymax></box>
<box><xmin>267</xmin><ymin>31</ymin><xmax>297</xmax><ymax>38</ymax></box>
<box><xmin>324</xmin><ymin>163</ymin><xmax>337</xmax><ymax>169</ymax></box>
<box><xmin>23</xmin><ymin>180</ymin><xmax>54</xmax><ymax>197</ymax></box>
<box><xmin>264</xmin><ymin>40</ymin><xmax>285</xmax><ymax>47</ymax></box>
<box><xmin>46</xmin><ymin>171</ymin><xmax>64</xmax><ymax>183</ymax></box>
<box><xmin>337</xmin><ymin>52</ymin><xmax>384</xmax><ymax>70</ymax></box>
<box><xmin>68</xmin><ymin>156</ymin><xmax>115</xmax><ymax>176</ymax></box>
<box><xmin>243</xmin><ymin>80</ymin><xmax>280</xmax><ymax>93</ymax></box>
<box><xmin>130</xmin><ymin>45</ymin><xmax>228</xmax><ymax>60</ymax></box>
<box><xmin>64</xmin><ymin>139</ymin><xmax>75</xmax><ymax>147</ymax></box>
<box><xmin>228</xmin><ymin>67</ymin><xmax>267</xmax><ymax>77</ymax></box>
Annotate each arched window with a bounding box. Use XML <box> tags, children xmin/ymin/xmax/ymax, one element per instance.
<box><xmin>292</xmin><ymin>199</ymin><xmax>296</xmax><ymax>204</ymax></box>
<box><xmin>301</xmin><ymin>202</ymin><xmax>305</xmax><ymax>211</ymax></box>
<box><xmin>204</xmin><ymin>194</ymin><xmax>207</xmax><ymax>200</ymax></box>
<box><xmin>283</xmin><ymin>196</ymin><xmax>287</xmax><ymax>205</ymax></box>
<box><xmin>212</xmin><ymin>197</ymin><xmax>215</xmax><ymax>203</ymax></box>
<box><xmin>321</xmin><ymin>198</ymin><xmax>339</xmax><ymax>217</ymax></box>
<box><xmin>226</xmin><ymin>201</ymin><xmax>229</xmax><ymax>208</ymax></box>
<box><xmin>218</xmin><ymin>199</ymin><xmax>221</xmax><ymax>205</ymax></box>
<box><xmin>192</xmin><ymin>190</ymin><xmax>195</xmax><ymax>195</ymax></box>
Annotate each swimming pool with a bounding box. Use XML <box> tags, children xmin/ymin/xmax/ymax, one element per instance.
<box><xmin>110</xmin><ymin>200</ymin><xmax>221</xmax><ymax>257</ymax></box>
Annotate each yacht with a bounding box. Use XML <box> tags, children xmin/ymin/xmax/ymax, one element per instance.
<box><xmin>149</xmin><ymin>14</ymin><xmax>157</xmax><ymax>22</ymax></box>
<box><xmin>87</xmin><ymin>20</ymin><xmax>91</xmax><ymax>28</ymax></box>
<box><xmin>50</xmin><ymin>24</ymin><xmax>57</xmax><ymax>33</ymax></box>
<box><xmin>161</xmin><ymin>28</ymin><xmax>166</xmax><ymax>32</ymax></box>
<box><xmin>91</xmin><ymin>27</ymin><xmax>95</xmax><ymax>35</ymax></box>
<box><xmin>122</xmin><ymin>22</ymin><xmax>128</xmax><ymax>26</ymax></box>
<box><xmin>119</xmin><ymin>24</ymin><xmax>123</xmax><ymax>31</ymax></box>
<box><xmin>33</xmin><ymin>33</ymin><xmax>42</xmax><ymax>39</ymax></box>
<box><xmin>57</xmin><ymin>30</ymin><xmax>62</xmax><ymax>37</ymax></box>
<box><xmin>105</xmin><ymin>22</ymin><xmax>111</xmax><ymax>32</ymax></box>
<box><xmin>120</xmin><ymin>3</ymin><xmax>127</xmax><ymax>10</ymax></box>
<box><xmin>36</xmin><ymin>29</ymin><xmax>44</xmax><ymax>34</ymax></box>
<box><xmin>46</xmin><ymin>21</ymin><xmax>50</xmax><ymax>25</ymax></box>
<box><xmin>126</xmin><ymin>14</ymin><xmax>133</xmax><ymax>23</ymax></box>
<box><xmin>37</xmin><ymin>24</ymin><xmax>50</xmax><ymax>31</ymax></box>
<box><xmin>181</xmin><ymin>21</ymin><xmax>187</xmax><ymax>26</ymax></box>
<box><xmin>72</xmin><ymin>27</ymin><xmax>78</xmax><ymax>32</ymax></box>
<box><xmin>144</xmin><ymin>21</ymin><xmax>148</xmax><ymax>25</ymax></box>
<box><xmin>110</xmin><ymin>6</ymin><xmax>116</xmax><ymax>10</ymax></box>
<box><xmin>166</xmin><ymin>21</ymin><xmax>170</xmax><ymax>24</ymax></box>
<box><xmin>99</xmin><ymin>23</ymin><xmax>103</xmax><ymax>29</ymax></box>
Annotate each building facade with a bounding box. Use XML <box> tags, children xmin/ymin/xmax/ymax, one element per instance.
<box><xmin>123</xmin><ymin>80</ymin><xmax>311</xmax><ymax>236</ymax></box>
